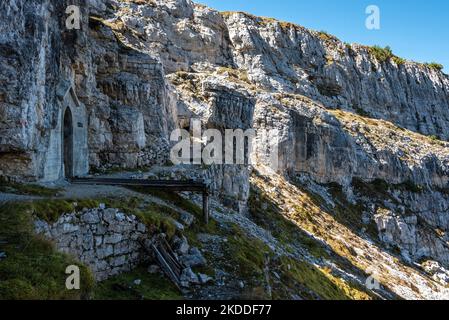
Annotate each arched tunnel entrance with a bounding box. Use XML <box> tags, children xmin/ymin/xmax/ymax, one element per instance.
<box><xmin>63</xmin><ymin>107</ymin><xmax>74</xmax><ymax>179</ymax></box>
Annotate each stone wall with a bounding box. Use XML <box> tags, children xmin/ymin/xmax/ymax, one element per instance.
<box><xmin>34</xmin><ymin>206</ymin><xmax>148</xmax><ymax>281</ymax></box>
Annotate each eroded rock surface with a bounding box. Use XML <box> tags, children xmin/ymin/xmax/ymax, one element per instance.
<box><xmin>2</xmin><ymin>0</ymin><xmax>449</xmax><ymax>299</ymax></box>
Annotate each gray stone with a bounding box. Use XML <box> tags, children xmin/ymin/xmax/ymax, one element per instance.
<box><xmin>34</xmin><ymin>220</ymin><xmax>50</xmax><ymax>235</ymax></box>
<box><xmin>62</xmin><ymin>223</ymin><xmax>79</xmax><ymax>233</ymax></box>
<box><xmin>180</xmin><ymin>268</ymin><xmax>200</xmax><ymax>286</ymax></box>
<box><xmin>133</xmin><ymin>279</ymin><xmax>142</xmax><ymax>286</ymax></box>
<box><xmin>173</xmin><ymin>236</ymin><xmax>190</xmax><ymax>255</ymax></box>
<box><xmin>114</xmin><ymin>242</ymin><xmax>132</xmax><ymax>255</ymax></box>
<box><xmin>148</xmin><ymin>265</ymin><xmax>161</xmax><ymax>274</ymax></box>
<box><xmin>104</xmin><ymin>233</ymin><xmax>123</xmax><ymax>244</ymax></box>
<box><xmin>171</xmin><ymin>219</ymin><xmax>185</xmax><ymax>231</ymax></box>
<box><xmin>181</xmin><ymin>247</ymin><xmax>207</xmax><ymax>268</ymax></box>
<box><xmin>111</xmin><ymin>255</ymin><xmax>127</xmax><ymax>267</ymax></box>
<box><xmin>97</xmin><ymin>245</ymin><xmax>114</xmax><ymax>259</ymax></box>
<box><xmin>137</xmin><ymin>223</ymin><xmax>146</xmax><ymax>233</ymax></box>
<box><xmin>4</xmin><ymin>0</ymin><xmax>449</xmax><ymax>299</ymax></box>
<box><xmin>115</xmin><ymin>212</ymin><xmax>126</xmax><ymax>222</ymax></box>
<box><xmin>81</xmin><ymin>210</ymin><xmax>100</xmax><ymax>224</ymax></box>
<box><xmin>82</xmin><ymin>233</ymin><xmax>94</xmax><ymax>251</ymax></box>
<box><xmin>180</xmin><ymin>212</ymin><xmax>195</xmax><ymax>227</ymax></box>
<box><xmin>103</xmin><ymin>209</ymin><xmax>119</xmax><ymax>223</ymax></box>
<box><xmin>198</xmin><ymin>273</ymin><xmax>213</xmax><ymax>284</ymax></box>
<box><xmin>95</xmin><ymin>236</ymin><xmax>103</xmax><ymax>247</ymax></box>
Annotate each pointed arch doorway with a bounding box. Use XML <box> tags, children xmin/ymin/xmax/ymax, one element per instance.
<box><xmin>63</xmin><ymin>107</ymin><xmax>74</xmax><ymax>179</ymax></box>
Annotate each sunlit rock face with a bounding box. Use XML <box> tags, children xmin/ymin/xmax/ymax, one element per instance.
<box><xmin>0</xmin><ymin>0</ymin><xmax>177</xmax><ymax>180</ymax></box>
<box><xmin>2</xmin><ymin>0</ymin><xmax>449</xmax><ymax>287</ymax></box>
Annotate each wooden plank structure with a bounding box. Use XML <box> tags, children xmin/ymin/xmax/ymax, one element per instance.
<box><xmin>71</xmin><ymin>177</ymin><xmax>210</xmax><ymax>224</ymax></box>
<box><xmin>141</xmin><ymin>235</ymin><xmax>185</xmax><ymax>291</ymax></box>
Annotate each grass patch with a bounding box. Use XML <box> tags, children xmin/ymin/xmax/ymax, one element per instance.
<box><xmin>248</xmin><ymin>186</ymin><xmax>329</xmax><ymax>259</ymax></box>
<box><xmin>226</xmin><ymin>224</ymin><xmax>271</xmax><ymax>280</ymax></box>
<box><xmin>369</xmin><ymin>45</ymin><xmax>394</xmax><ymax>63</ymax></box>
<box><xmin>0</xmin><ymin>177</ymin><xmax>62</xmax><ymax>197</ymax></box>
<box><xmin>305</xmin><ymin>183</ymin><xmax>379</xmax><ymax>240</ymax></box>
<box><xmin>355</xmin><ymin>106</ymin><xmax>371</xmax><ymax>117</ymax></box>
<box><xmin>275</xmin><ymin>256</ymin><xmax>372</xmax><ymax>300</ymax></box>
<box><xmin>0</xmin><ymin>196</ymin><xmax>190</xmax><ymax>300</ymax></box>
<box><xmin>392</xmin><ymin>56</ymin><xmax>406</xmax><ymax>66</ymax></box>
<box><xmin>98</xmin><ymin>197</ymin><xmax>180</xmax><ymax>240</ymax></box>
<box><xmin>424</xmin><ymin>62</ymin><xmax>444</xmax><ymax>72</ymax></box>
<box><xmin>217</xmin><ymin>66</ymin><xmax>250</xmax><ymax>84</ymax></box>
<box><xmin>122</xmin><ymin>188</ymin><xmax>212</xmax><ymax>240</ymax></box>
<box><xmin>93</xmin><ymin>266</ymin><xmax>182</xmax><ymax>300</ymax></box>
<box><xmin>429</xmin><ymin>135</ymin><xmax>440</xmax><ymax>141</ymax></box>
<box><xmin>368</xmin><ymin>45</ymin><xmax>409</xmax><ymax>67</ymax></box>
<box><xmin>130</xmin><ymin>188</ymin><xmax>203</xmax><ymax>218</ymax></box>
<box><xmin>317</xmin><ymin>31</ymin><xmax>338</xmax><ymax>43</ymax></box>
<box><xmin>0</xmin><ymin>203</ymin><xmax>94</xmax><ymax>300</ymax></box>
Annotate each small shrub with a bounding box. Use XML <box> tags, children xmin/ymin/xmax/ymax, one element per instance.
<box><xmin>392</xmin><ymin>56</ymin><xmax>406</xmax><ymax>66</ymax></box>
<box><xmin>425</xmin><ymin>62</ymin><xmax>444</xmax><ymax>72</ymax></box>
<box><xmin>355</xmin><ymin>107</ymin><xmax>370</xmax><ymax>117</ymax></box>
<box><xmin>317</xmin><ymin>31</ymin><xmax>335</xmax><ymax>42</ymax></box>
<box><xmin>369</xmin><ymin>45</ymin><xmax>394</xmax><ymax>63</ymax></box>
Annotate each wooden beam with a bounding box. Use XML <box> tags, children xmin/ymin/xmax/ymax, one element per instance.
<box><xmin>203</xmin><ymin>191</ymin><xmax>209</xmax><ymax>225</ymax></box>
<box><xmin>71</xmin><ymin>177</ymin><xmax>211</xmax><ymax>224</ymax></box>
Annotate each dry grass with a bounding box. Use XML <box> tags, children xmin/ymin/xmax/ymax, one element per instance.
<box><xmin>330</xmin><ymin>109</ymin><xmax>449</xmax><ymax>163</ymax></box>
<box><xmin>250</xmin><ymin>167</ymin><xmax>447</xmax><ymax>299</ymax></box>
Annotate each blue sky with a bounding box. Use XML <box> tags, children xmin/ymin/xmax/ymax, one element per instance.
<box><xmin>198</xmin><ymin>0</ymin><xmax>449</xmax><ymax>71</ymax></box>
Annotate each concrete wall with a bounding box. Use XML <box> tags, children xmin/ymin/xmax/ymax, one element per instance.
<box><xmin>42</xmin><ymin>87</ymin><xmax>88</xmax><ymax>182</ymax></box>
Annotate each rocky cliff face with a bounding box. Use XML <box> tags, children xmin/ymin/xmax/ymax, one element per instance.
<box><xmin>0</xmin><ymin>0</ymin><xmax>177</xmax><ymax>181</ymax></box>
<box><xmin>1</xmin><ymin>0</ymin><xmax>449</xmax><ymax>299</ymax></box>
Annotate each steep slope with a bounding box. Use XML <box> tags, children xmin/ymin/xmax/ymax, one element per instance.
<box><xmin>1</xmin><ymin>0</ymin><xmax>449</xmax><ymax>299</ymax></box>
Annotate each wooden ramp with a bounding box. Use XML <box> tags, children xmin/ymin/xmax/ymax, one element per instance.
<box><xmin>141</xmin><ymin>235</ymin><xmax>185</xmax><ymax>291</ymax></box>
<box><xmin>71</xmin><ymin>177</ymin><xmax>210</xmax><ymax>224</ymax></box>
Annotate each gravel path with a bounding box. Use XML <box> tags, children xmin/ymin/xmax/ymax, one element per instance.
<box><xmin>0</xmin><ymin>183</ymin><xmax>143</xmax><ymax>204</ymax></box>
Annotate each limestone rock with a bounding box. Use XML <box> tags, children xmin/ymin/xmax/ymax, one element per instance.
<box><xmin>180</xmin><ymin>247</ymin><xmax>207</xmax><ymax>268</ymax></box>
<box><xmin>180</xmin><ymin>267</ymin><xmax>200</xmax><ymax>287</ymax></box>
<box><xmin>198</xmin><ymin>273</ymin><xmax>213</xmax><ymax>285</ymax></box>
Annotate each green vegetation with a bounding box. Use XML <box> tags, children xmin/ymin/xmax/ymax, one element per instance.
<box><xmin>369</xmin><ymin>45</ymin><xmax>394</xmax><ymax>63</ymax></box>
<box><xmin>355</xmin><ymin>106</ymin><xmax>371</xmax><ymax>117</ymax></box>
<box><xmin>0</xmin><ymin>196</ymin><xmax>189</xmax><ymax>300</ymax></box>
<box><xmin>248</xmin><ymin>186</ymin><xmax>328</xmax><ymax>259</ymax></box>
<box><xmin>429</xmin><ymin>135</ymin><xmax>440</xmax><ymax>141</ymax></box>
<box><xmin>100</xmin><ymin>197</ymin><xmax>181</xmax><ymax>240</ymax></box>
<box><xmin>368</xmin><ymin>45</ymin><xmax>406</xmax><ymax>66</ymax></box>
<box><xmin>321</xmin><ymin>182</ymin><xmax>378</xmax><ymax>239</ymax></box>
<box><xmin>226</xmin><ymin>224</ymin><xmax>271</xmax><ymax>280</ymax></box>
<box><xmin>317</xmin><ymin>31</ymin><xmax>336</xmax><ymax>42</ymax></box>
<box><xmin>276</xmin><ymin>256</ymin><xmax>371</xmax><ymax>300</ymax></box>
<box><xmin>392</xmin><ymin>56</ymin><xmax>406</xmax><ymax>66</ymax></box>
<box><xmin>248</xmin><ymin>181</ymin><xmax>373</xmax><ymax>300</ymax></box>
<box><xmin>217</xmin><ymin>66</ymin><xmax>250</xmax><ymax>84</ymax></box>
<box><xmin>0</xmin><ymin>177</ymin><xmax>61</xmax><ymax>197</ymax></box>
<box><xmin>0</xmin><ymin>202</ymin><xmax>94</xmax><ymax>299</ymax></box>
<box><xmin>93</xmin><ymin>267</ymin><xmax>182</xmax><ymax>300</ymax></box>
<box><xmin>425</xmin><ymin>62</ymin><xmax>444</xmax><ymax>72</ymax></box>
